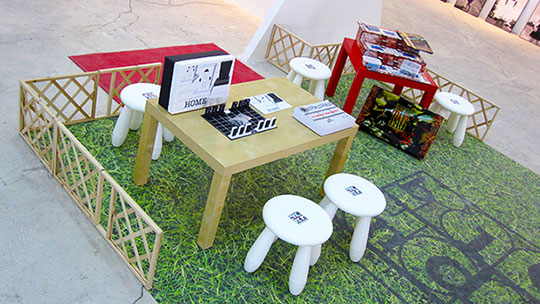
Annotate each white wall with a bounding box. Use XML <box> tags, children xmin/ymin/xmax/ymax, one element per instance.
<box><xmin>240</xmin><ymin>0</ymin><xmax>383</xmax><ymax>63</ymax></box>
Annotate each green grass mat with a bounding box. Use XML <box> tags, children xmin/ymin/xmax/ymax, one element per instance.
<box><xmin>68</xmin><ymin>76</ymin><xmax>540</xmax><ymax>303</ymax></box>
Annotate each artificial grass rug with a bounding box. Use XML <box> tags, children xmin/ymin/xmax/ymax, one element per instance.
<box><xmin>68</xmin><ymin>76</ymin><xmax>540</xmax><ymax>303</ymax></box>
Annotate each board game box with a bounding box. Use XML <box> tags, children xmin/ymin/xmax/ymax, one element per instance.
<box><xmin>356</xmin><ymin>86</ymin><xmax>443</xmax><ymax>159</ymax></box>
<box><xmin>159</xmin><ymin>50</ymin><xmax>235</xmax><ymax>114</ymax></box>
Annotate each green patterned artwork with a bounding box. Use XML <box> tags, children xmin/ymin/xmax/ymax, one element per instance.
<box><xmin>357</xmin><ymin>86</ymin><xmax>443</xmax><ymax>159</ymax></box>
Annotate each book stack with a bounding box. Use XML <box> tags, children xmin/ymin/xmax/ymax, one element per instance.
<box><xmin>293</xmin><ymin>101</ymin><xmax>356</xmax><ymax>136</ymax></box>
<box><xmin>355</xmin><ymin>22</ymin><xmax>433</xmax><ymax>81</ymax></box>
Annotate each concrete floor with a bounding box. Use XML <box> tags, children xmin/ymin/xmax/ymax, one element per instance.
<box><xmin>0</xmin><ymin>0</ymin><xmax>538</xmax><ymax>303</ymax></box>
<box><xmin>382</xmin><ymin>0</ymin><xmax>540</xmax><ymax>176</ymax></box>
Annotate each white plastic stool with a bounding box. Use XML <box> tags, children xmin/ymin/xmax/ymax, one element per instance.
<box><xmin>431</xmin><ymin>92</ymin><xmax>475</xmax><ymax>147</ymax></box>
<box><xmin>287</xmin><ymin>57</ymin><xmax>332</xmax><ymax>100</ymax></box>
<box><xmin>111</xmin><ymin>83</ymin><xmax>174</xmax><ymax>160</ymax></box>
<box><xmin>320</xmin><ymin>173</ymin><xmax>386</xmax><ymax>262</ymax></box>
<box><xmin>244</xmin><ymin>195</ymin><xmax>333</xmax><ymax>296</ymax></box>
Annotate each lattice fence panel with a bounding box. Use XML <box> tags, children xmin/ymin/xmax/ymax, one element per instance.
<box><xmin>399</xmin><ymin>87</ymin><xmax>426</xmax><ymax>104</ymax></box>
<box><xmin>55</xmin><ymin>123</ymin><xmax>103</xmax><ymax>222</ymax></box>
<box><xmin>264</xmin><ymin>26</ymin><xmax>499</xmax><ymax>139</ymax></box>
<box><xmin>19</xmin><ymin>66</ymin><xmax>164</xmax><ymax>289</ymax></box>
<box><xmin>343</xmin><ymin>58</ymin><xmax>355</xmax><ymax>75</ymax></box>
<box><xmin>25</xmin><ymin>73</ymin><xmax>98</xmax><ymax>125</ymax></box>
<box><xmin>266</xmin><ymin>24</ymin><xmax>313</xmax><ymax>72</ymax></box>
<box><xmin>266</xmin><ymin>25</ymin><xmax>356</xmax><ymax>77</ymax></box>
<box><xmin>264</xmin><ymin>27</ymin><xmax>499</xmax><ymax>140</ymax></box>
<box><xmin>100</xmin><ymin>63</ymin><xmax>162</xmax><ymax>117</ymax></box>
<box><xmin>105</xmin><ymin>174</ymin><xmax>162</xmax><ymax>289</ymax></box>
<box><xmin>426</xmin><ymin>69</ymin><xmax>500</xmax><ymax>141</ymax></box>
<box><xmin>310</xmin><ymin>43</ymin><xmax>341</xmax><ymax>69</ymax></box>
<box><xmin>19</xmin><ymin>82</ymin><xmax>57</xmax><ymax>170</ymax></box>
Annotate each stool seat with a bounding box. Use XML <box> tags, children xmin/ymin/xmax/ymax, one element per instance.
<box><xmin>288</xmin><ymin>57</ymin><xmax>332</xmax><ymax>80</ymax></box>
<box><xmin>245</xmin><ymin>194</ymin><xmax>333</xmax><ymax>295</ymax></box>
<box><xmin>264</xmin><ymin>194</ymin><xmax>333</xmax><ymax>246</ymax></box>
<box><xmin>434</xmin><ymin>92</ymin><xmax>474</xmax><ymax>116</ymax></box>
<box><xmin>112</xmin><ymin>83</ymin><xmax>173</xmax><ymax>160</ymax></box>
<box><xmin>321</xmin><ymin>173</ymin><xmax>386</xmax><ymax>262</ymax></box>
<box><xmin>432</xmin><ymin>92</ymin><xmax>474</xmax><ymax>147</ymax></box>
<box><xmin>120</xmin><ymin>83</ymin><xmax>160</xmax><ymax>112</ymax></box>
<box><xmin>287</xmin><ymin>57</ymin><xmax>331</xmax><ymax>100</ymax></box>
<box><xmin>324</xmin><ymin>173</ymin><xmax>386</xmax><ymax>217</ymax></box>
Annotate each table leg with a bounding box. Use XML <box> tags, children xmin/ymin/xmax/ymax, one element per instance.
<box><xmin>325</xmin><ymin>45</ymin><xmax>348</xmax><ymax>97</ymax></box>
<box><xmin>342</xmin><ymin>73</ymin><xmax>366</xmax><ymax>114</ymax></box>
<box><xmin>197</xmin><ymin>172</ymin><xmax>232</xmax><ymax>249</ymax></box>
<box><xmin>319</xmin><ymin>133</ymin><xmax>356</xmax><ymax>196</ymax></box>
<box><xmin>133</xmin><ymin>113</ymin><xmax>159</xmax><ymax>186</ymax></box>
<box><xmin>419</xmin><ymin>89</ymin><xmax>436</xmax><ymax>109</ymax></box>
<box><xmin>392</xmin><ymin>85</ymin><xmax>404</xmax><ymax>96</ymax></box>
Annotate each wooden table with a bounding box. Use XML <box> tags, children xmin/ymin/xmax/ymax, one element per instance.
<box><xmin>326</xmin><ymin>38</ymin><xmax>439</xmax><ymax>114</ymax></box>
<box><xmin>133</xmin><ymin>77</ymin><xmax>359</xmax><ymax>249</ymax></box>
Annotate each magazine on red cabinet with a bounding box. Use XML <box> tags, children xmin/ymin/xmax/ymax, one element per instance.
<box><xmin>397</xmin><ymin>31</ymin><xmax>434</xmax><ymax>54</ymax></box>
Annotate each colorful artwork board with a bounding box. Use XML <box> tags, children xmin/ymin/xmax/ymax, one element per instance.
<box><xmin>356</xmin><ymin>86</ymin><xmax>443</xmax><ymax>159</ymax></box>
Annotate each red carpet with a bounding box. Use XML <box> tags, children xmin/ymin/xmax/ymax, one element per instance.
<box><xmin>69</xmin><ymin>43</ymin><xmax>263</xmax><ymax>101</ymax></box>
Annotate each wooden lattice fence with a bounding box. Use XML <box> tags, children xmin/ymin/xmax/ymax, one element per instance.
<box><xmin>401</xmin><ymin>69</ymin><xmax>500</xmax><ymax>141</ymax></box>
<box><xmin>265</xmin><ymin>24</ymin><xmax>345</xmax><ymax>73</ymax></box>
<box><xmin>19</xmin><ymin>64</ymin><xmax>163</xmax><ymax>289</ymax></box>
<box><xmin>266</xmin><ymin>24</ymin><xmax>500</xmax><ymax>141</ymax></box>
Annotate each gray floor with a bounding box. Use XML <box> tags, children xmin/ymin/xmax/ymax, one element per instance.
<box><xmin>0</xmin><ymin>0</ymin><xmax>538</xmax><ymax>303</ymax></box>
<box><xmin>382</xmin><ymin>0</ymin><xmax>540</xmax><ymax>176</ymax></box>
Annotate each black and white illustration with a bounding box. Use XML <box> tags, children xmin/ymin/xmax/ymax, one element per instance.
<box><xmin>202</xmin><ymin>99</ymin><xmax>277</xmax><ymax>140</ymax></box>
<box><xmin>249</xmin><ymin>92</ymin><xmax>291</xmax><ymax>114</ymax></box>
<box><xmin>159</xmin><ymin>51</ymin><xmax>235</xmax><ymax>114</ymax></box>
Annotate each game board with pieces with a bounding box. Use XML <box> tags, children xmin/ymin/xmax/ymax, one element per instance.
<box><xmin>201</xmin><ymin>98</ymin><xmax>277</xmax><ymax>140</ymax></box>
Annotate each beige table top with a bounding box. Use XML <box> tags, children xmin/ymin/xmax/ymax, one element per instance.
<box><xmin>144</xmin><ymin>76</ymin><xmax>359</xmax><ymax>176</ymax></box>
<box><xmin>134</xmin><ymin>76</ymin><xmax>359</xmax><ymax>249</ymax></box>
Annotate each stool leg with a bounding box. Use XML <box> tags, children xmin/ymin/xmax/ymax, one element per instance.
<box><xmin>446</xmin><ymin>113</ymin><xmax>460</xmax><ymax>133</ymax></box>
<box><xmin>453</xmin><ymin>115</ymin><xmax>468</xmax><ymax>147</ymax></box>
<box><xmin>287</xmin><ymin>69</ymin><xmax>304</xmax><ymax>86</ymax></box>
<box><xmin>309</xmin><ymin>80</ymin><xmax>326</xmax><ymax>101</ymax></box>
<box><xmin>244</xmin><ymin>227</ymin><xmax>276</xmax><ymax>273</ymax></box>
<box><xmin>292</xmin><ymin>74</ymin><xmax>304</xmax><ymax>86</ymax></box>
<box><xmin>319</xmin><ymin>196</ymin><xmax>331</xmax><ymax>209</ymax></box>
<box><xmin>129</xmin><ymin>111</ymin><xmax>144</xmax><ymax>130</ymax></box>
<box><xmin>286</xmin><ymin>70</ymin><xmax>297</xmax><ymax>82</ymax></box>
<box><xmin>111</xmin><ymin>107</ymin><xmax>132</xmax><ymax>147</ymax></box>
<box><xmin>152</xmin><ymin>123</ymin><xmax>164</xmax><ymax>160</ymax></box>
<box><xmin>350</xmin><ymin>216</ymin><xmax>372</xmax><ymax>262</ymax></box>
<box><xmin>289</xmin><ymin>246</ymin><xmax>311</xmax><ymax>296</ymax></box>
<box><xmin>322</xmin><ymin>199</ymin><xmax>339</xmax><ymax>221</ymax></box>
<box><xmin>310</xmin><ymin>244</ymin><xmax>321</xmax><ymax>266</ymax></box>
<box><xmin>163</xmin><ymin>127</ymin><xmax>174</xmax><ymax>142</ymax></box>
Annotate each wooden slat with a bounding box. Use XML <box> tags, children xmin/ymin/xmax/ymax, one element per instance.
<box><xmin>19</xmin><ymin>71</ymin><xmax>164</xmax><ymax>289</ymax></box>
